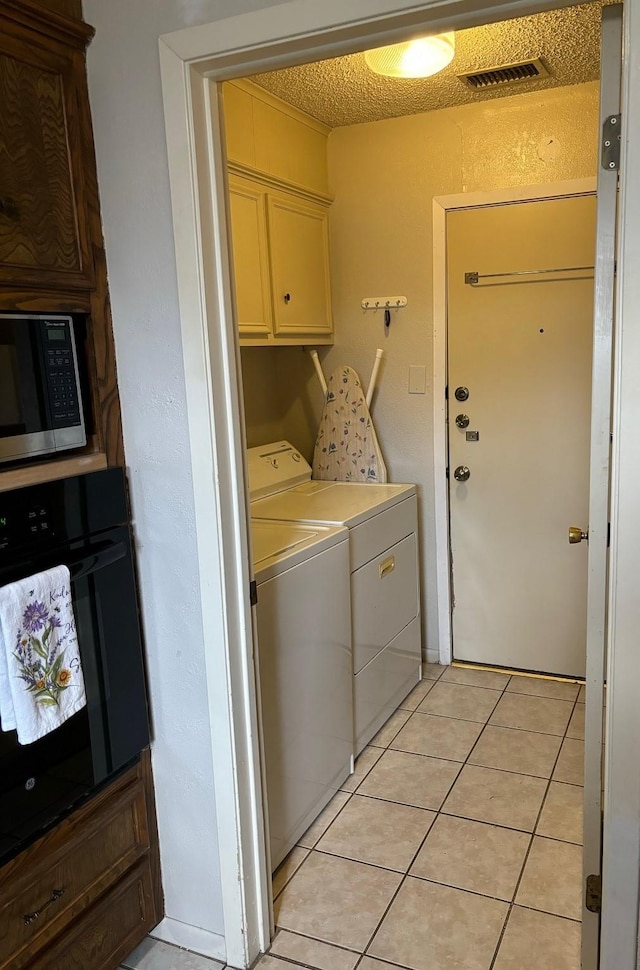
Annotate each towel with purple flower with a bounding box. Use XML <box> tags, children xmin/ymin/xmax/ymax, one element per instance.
<box><xmin>0</xmin><ymin>565</ymin><xmax>86</xmax><ymax>745</ymax></box>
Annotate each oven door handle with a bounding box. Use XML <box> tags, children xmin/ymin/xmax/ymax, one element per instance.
<box><xmin>68</xmin><ymin>541</ymin><xmax>127</xmax><ymax>581</ymax></box>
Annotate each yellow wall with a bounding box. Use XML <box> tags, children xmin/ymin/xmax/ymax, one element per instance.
<box><xmin>241</xmin><ymin>346</ymin><xmax>320</xmax><ymax>456</ymax></box>
<box><xmin>241</xmin><ymin>81</ymin><xmax>600</xmax><ymax>654</ymax></box>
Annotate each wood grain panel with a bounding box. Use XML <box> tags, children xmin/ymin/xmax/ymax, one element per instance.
<box><xmin>0</xmin><ymin>754</ymin><xmax>162</xmax><ymax>970</ymax></box>
<box><xmin>0</xmin><ymin>4</ymin><xmax>123</xmax><ymax>465</ymax></box>
<box><xmin>73</xmin><ymin>48</ymin><xmax>124</xmax><ymax>465</ymax></box>
<box><xmin>36</xmin><ymin>861</ymin><xmax>156</xmax><ymax>970</ymax></box>
<box><xmin>0</xmin><ymin>52</ymin><xmax>79</xmax><ymax>272</ymax></box>
<box><xmin>32</xmin><ymin>0</ymin><xmax>83</xmax><ymax>20</ymax></box>
<box><xmin>0</xmin><ymin>781</ymin><xmax>149</xmax><ymax>968</ymax></box>
<box><xmin>0</xmin><ymin>451</ymin><xmax>106</xmax><ymax>492</ymax></box>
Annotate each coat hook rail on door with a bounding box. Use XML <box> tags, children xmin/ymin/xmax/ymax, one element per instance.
<box><xmin>464</xmin><ymin>266</ymin><xmax>595</xmax><ymax>286</ymax></box>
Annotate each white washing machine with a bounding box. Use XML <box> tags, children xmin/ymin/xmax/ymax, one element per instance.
<box><xmin>249</xmin><ymin>441</ymin><xmax>422</xmax><ymax>754</ymax></box>
<box><xmin>251</xmin><ymin>518</ymin><xmax>352</xmax><ymax>871</ymax></box>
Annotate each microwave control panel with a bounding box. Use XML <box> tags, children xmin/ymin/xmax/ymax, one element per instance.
<box><xmin>41</xmin><ymin>320</ymin><xmax>82</xmax><ymax>430</ymax></box>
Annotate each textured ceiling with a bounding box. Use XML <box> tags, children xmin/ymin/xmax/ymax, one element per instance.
<box><xmin>251</xmin><ymin>2</ymin><xmax>612</xmax><ymax>128</ymax></box>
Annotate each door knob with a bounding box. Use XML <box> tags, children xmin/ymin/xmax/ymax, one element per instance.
<box><xmin>454</xmin><ymin>465</ymin><xmax>471</xmax><ymax>482</ymax></box>
<box><xmin>454</xmin><ymin>386</ymin><xmax>469</xmax><ymax>402</ymax></box>
<box><xmin>568</xmin><ymin>526</ymin><xmax>589</xmax><ymax>544</ymax></box>
<box><xmin>455</xmin><ymin>414</ymin><xmax>470</xmax><ymax>429</ymax></box>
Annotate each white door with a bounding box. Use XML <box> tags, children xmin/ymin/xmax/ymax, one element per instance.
<box><xmin>447</xmin><ymin>194</ymin><xmax>596</xmax><ymax>678</ymax></box>
<box><xmin>582</xmin><ymin>5</ymin><xmax>623</xmax><ymax>966</ymax></box>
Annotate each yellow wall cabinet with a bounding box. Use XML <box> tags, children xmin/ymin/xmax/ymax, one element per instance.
<box><xmin>224</xmin><ymin>80</ymin><xmax>333</xmax><ymax>346</ymax></box>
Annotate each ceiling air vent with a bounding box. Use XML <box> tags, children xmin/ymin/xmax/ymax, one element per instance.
<box><xmin>458</xmin><ymin>57</ymin><xmax>550</xmax><ymax>90</ymax></box>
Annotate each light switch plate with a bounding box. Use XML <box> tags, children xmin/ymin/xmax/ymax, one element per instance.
<box><xmin>409</xmin><ymin>365</ymin><xmax>427</xmax><ymax>394</ymax></box>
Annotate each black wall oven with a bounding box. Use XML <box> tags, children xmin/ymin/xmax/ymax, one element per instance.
<box><xmin>0</xmin><ymin>469</ymin><xmax>149</xmax><ymax>865</ymax></box>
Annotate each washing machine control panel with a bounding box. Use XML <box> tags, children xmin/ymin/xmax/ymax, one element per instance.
<box><xmin>247</xmin><ymin>441</ymin><xmax>312</xmax><ymax>501</ymax></box>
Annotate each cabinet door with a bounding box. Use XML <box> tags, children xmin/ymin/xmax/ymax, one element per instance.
<box><xmin>228</xmin><ymin>175</ymin><xmax>273</xmax><ymax>337</ymax></box>
<box><xmin>267</xmin><ymin>195</ymin><xmax>333</xmax><ymax>336</ymax></box>
<box><xmin>0</xmin><ymin>33</ymin><xmax>94</xmax><ymax>290</ymax></box>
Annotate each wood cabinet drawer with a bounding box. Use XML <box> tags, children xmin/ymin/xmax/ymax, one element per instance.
<box><xmin>33</xmin><ymin>859</ymin><xmax>156</xmax><ymax>970</ymax></box>
<box><xmin>0</xmin><ymin>779</ymin><xmax>149</xmax><ymax>969</ymax></box>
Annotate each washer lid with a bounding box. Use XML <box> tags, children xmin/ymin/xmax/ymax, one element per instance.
<box><xmin>251</xmin><ymin>481</ymin><xmax>416</xmax><ymax>528</ymax></box>
<box><xmin>251</xmin><ymin>519</ymin><xmax>347</xmax><ymax>579</ymax></box>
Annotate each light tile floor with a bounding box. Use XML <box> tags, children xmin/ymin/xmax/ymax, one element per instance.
<box><xmin>263</xmin><ymin>663</ymin><xmax>585</xmax><ymax>970</ymax></box>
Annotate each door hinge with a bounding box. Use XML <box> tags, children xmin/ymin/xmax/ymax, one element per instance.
<box><xmin>249</xmin><ymin>580</ymin><xmax>258</xmax><ymax>607</ymax></box>
<box><xmin>601</xmin><ymin>114</ymin><xmax>622</xmax><ymax>171</ymax></box>
<box><xmin>586</xmin><ymin>873</ymin><xmax>602</xmax><ymax>914</ymax></box>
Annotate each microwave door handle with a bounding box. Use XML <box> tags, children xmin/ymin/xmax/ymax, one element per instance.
<box><xmin>68</xmin><ymin>541</ymin><xmax>127</xmax><ymax>581</ymax></box>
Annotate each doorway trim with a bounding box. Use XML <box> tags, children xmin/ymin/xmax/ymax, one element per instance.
<box><xmin>431</xmin><ymin>177</ymin><xmax>597</xmax><ymax>665</ymax></box>
<box><xmin>155</xmin><ymin>1</ymin><xmax>639</xmax><ymax>967</ymax></box>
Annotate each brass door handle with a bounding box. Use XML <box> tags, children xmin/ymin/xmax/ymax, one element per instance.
<box><xmin>568</xmin><ymin>526</ymin><xmax>589</xmax><ymax>544</ymax></box>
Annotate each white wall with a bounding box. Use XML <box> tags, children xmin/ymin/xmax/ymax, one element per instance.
<box><xmin>240</xmin><ymin>346</ymin><xmax>320</xmax><ymax>455</ymax></box>
<box><xmin>83</xmin><ymin>0</ymin><xmax>287</xmax><ymax>957</ymax></box>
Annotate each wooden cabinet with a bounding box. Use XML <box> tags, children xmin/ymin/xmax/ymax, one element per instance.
<box><xmin>0</xmin><ymin>0</ymin><xmax>123</xmax><ymax>467</ymax></box>
<box><xmin>0</xmin><ymin>752</ymin><xmax>162</xmax><ymax>970</ymax></box>
<box><xmin>268</xmin><ymin>193</ymin><xmax>332</xmax><ymax>338</ymax></box>
<box><xmin>229</xmin><ymin>175</ymin><xmax>333</xmax><ymax>343</ymax></box>
<box><xmin>0</xmin><ymin>9</ymin><xmax>93</xmax><ymax>291</ymax></box>
<box><xmin>228</xmin><ymin>175</ymin><xmax>272</xmax><ymax>338</ymax></box>
<box><xmin>223</xmin><ymin>79</ymin><xmax>334</xmax><ymax>346</ymax></box>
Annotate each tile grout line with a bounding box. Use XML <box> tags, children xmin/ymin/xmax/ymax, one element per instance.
<box><xmin>356</xmin><ymin>669</ymin><xmax>507</xmax><ymax>962</ymax></box>
<box><xmin>486</xmin><ymin>687</ymin><xmax>583</xmax><ymax>970</ymax></box>
<box><xmin>271</xmin><ymin>667</ymin><xmax>584</xmax><ymax>970</ymax></box>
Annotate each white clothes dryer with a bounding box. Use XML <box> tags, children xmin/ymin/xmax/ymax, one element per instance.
<box><xmin>251</xmin><ymin>518</ymin><xmax>352</xmax><ymax>870</ymax></box>
<box><xmin>249</xmin><ymin>441</ymin><xmax>422</xmax><ymax>753</ymax></box>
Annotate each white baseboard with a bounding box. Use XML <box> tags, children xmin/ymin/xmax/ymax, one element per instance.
<box><xmin>150</xmin><ymin>918</ymin><xmax>226</xmax><ymax>964</ymax></box>
<box><xmin>426</xmin><ymin>647</ymin><xmax>441</xmax><ymax>664</ymax></box>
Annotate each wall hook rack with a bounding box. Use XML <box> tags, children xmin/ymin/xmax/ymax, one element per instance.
<box><xmin>361</xmin><ymin>296</ymin><xmax>408</xmax><ymax>311</ymax></box>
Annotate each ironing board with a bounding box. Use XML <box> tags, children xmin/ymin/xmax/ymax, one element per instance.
<box><xmin>312</xmin><ymin>365</ymin><xmax>387</xmax><ymax>483</ymax></box>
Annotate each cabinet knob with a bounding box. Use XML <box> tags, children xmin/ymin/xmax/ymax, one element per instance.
<box><xmin>283</xmin><ymin>292</ymin><xmax>291</xmax><ymax>304</ymax></box>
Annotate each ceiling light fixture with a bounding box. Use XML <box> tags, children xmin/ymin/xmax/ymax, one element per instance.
<box><xmin>364</xmin><ymin>32</ymin><xmax>455</xmax><ymax>79</ymax></box>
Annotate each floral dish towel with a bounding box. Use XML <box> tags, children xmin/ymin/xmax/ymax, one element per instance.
<box><xmin>313</xmin><ymin>365</ymin><xmax>387</xmax><ymax>483</ymax></box>
<box><xmin>0</xmin><ymin>565</ymin><xmax>86</xmax><ymax>745</ymax></box>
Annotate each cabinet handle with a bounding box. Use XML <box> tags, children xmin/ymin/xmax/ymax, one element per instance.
<box><xmin>0</xmin><ymin>197</ymin><xmax>19</xmax><ymax>220</ymax></box>
<box><xmin>283</xmin><ymin>292</ymin><xmax>291</xmax><ymax>304</ymax></box>
<box><xmin>379</xmin><ymin>556</ymin><xmax>396</xmax><ymax>580</ymax></box>
<box><xmin>23</xmin><ymin>887</ymin><xmax>65</xmax><ymax>925</ymax></box>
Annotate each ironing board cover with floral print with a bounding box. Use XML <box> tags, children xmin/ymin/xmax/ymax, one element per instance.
<box><xmin>312</xmin><ymin>365</ymin><xmax>387</xmax><ymax>483</ymax></box>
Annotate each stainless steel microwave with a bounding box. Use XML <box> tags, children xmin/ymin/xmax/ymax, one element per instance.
<box><xmin>0</xmin><ymin>313</ymin><xmax>86</xmax><ymax>464</ymax></box>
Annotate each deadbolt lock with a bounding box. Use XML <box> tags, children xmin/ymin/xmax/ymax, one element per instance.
<box><xmin>454</xmin><ymin>465</ymin><xmax>471</xmax><ymax>482</ymax></box>
<box><xmin>455</xmin><ymin>414</ymin><xmax>470</xmax><ymax>429</ymax></box>
<box><xmin>454</xmin><ymin>386</ymin><xmax>469</xmax><ymax>402</ymax></box>
<box><xmin>568</xmin><ymin>526</ymin><xmax>589</xmax><ymax>544</ymax></box>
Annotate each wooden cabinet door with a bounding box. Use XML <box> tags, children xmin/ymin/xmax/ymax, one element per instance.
<box><xmin>228</xmin><ymin>175</ymin><xmax>272</xmax><ymax>338</ymax></box>
<box><xmin>268</xmin><ymin>195</ymin><xmax>333</xmax><ymax>337</ymax></box>
<box><xmin>0</xmin><ymin>29</ymin><xmax>93</xmax><ymax>290</ymax></box>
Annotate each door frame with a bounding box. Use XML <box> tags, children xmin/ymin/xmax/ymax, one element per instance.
<box><xmin>156</xmin><ymin>1</ymin><xmax>640</xmax><ymax>967</ymax></box>
<box><xmin>432</xmin><ymin>178</ymin><xmax>597</xmax><ymax>666</ymax></box>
